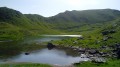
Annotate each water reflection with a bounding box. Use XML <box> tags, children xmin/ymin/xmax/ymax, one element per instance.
<box><xmin>22</xmin><ymin>35</ymin><xmax>82</xmax><ymax>44</ymax></box>
<box><xmin>22</xmin><ymin>36</ymin><xmax>66</xmax><ymax>44</ymax></box>
<box><xmin>0</xmin><ymin>41</ymin><xmax>22</xmax><ymax>60</ymax></box>
<box><xmin>7</xmin><ymin>48</ymin><xmax>88</xmax><ymax>65</ymax></box>
<box><xmin>43</xmin><ymin>35</ymin><xmax>82</xmax><ymax>37</ymax></box>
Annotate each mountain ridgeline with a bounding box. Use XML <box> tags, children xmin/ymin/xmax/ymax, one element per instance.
<box><xmin>0</xmin><ymin>7</ymin><xmax>120</xmax><ymax>40</ymax></box>
<box><xmin>49</xmin><ymin>9</ymin><xmax>120</xmax><ymax>23</ymax></box>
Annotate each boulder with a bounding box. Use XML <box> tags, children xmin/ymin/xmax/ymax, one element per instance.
<box><xmin>101</xmin><ymin>52</ymin><xmax>108</xmax><ymax>57</ymax></box>
<box><xmin>73</xmin><ymin>41</ymin><xmax>78</xmax><ymax>44</ymax></box>
<box><xmin>78</xmin><ymin>49</ymin><xmax>86</xmax><ymax>54</ymax></box>
<box><xmin>115</xmin><ymin>43</ymin><xmax>120</xmax><ymax>48</ymax></box>
<box><xmin>47</xmin><ymin>42</ymin><xmax>56</xmax><ymax>50</ymax></box>
<box><xmin>109</xmin><ymin>30</ymin><xmax>116</xmax><ymax>34</ymax></box>
<box><xmin>89</xmin><ymin>49</ymin><xmax>99</xmax><ymax>54</ymax></box>
<box><xmin>107</xmin><ymin>36</ymin><xmax>112</xmax><ymax>39</ymax></box>
<box><xmin>103</xmin><ymin>37</ymin><xmax>108</xmax><ymax>41</ymax></box>
<box><xmin>77</xmin><ymin>36</ymin><xmax>84</xmax><ymax>40</ymax></box>
<box><xmin>102</xmin><ymin>30</ymin><xmax>116</xmax><ymax>35</ymax></box>
<box><xmin>117</xmin><ymin>49</ymin><xmax>120</xmax><ymax>59</ymax></box>
<box><xmin>102</xmin><ymin>31</ymin><xmax>109</xmax><ymax>35</ymax></box>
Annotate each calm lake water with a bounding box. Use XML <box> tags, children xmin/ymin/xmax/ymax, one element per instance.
<box><xmin>0</xmin><ymin>35</ymin><xmax>89</xmax><ymax>65</ymax></box>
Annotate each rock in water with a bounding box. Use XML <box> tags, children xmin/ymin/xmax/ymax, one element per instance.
<box><xmin>47</xmin><ymin>42</ymin><xmax>56</xmax><ymax>50</ymax></box>
<box><xmin>25</xmin><ymin>52</ymin><xmax>29</xmax><ymax>55</ymax></box>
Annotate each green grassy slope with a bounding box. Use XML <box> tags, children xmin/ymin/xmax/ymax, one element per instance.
<box><xmin>0</xmin><ymin>63</ymin><xmax>52</xmax><ymax>67</ymax></box>
<box><xmin>0</xmin><ymin>7</ymin><xmax>61</xmax><ymax>40</ymax></box>
<box><xmin>52</xmin><ymin>17</ymin><xmax>120</xmax><ymax>48</ymax></box>
<box><xmin>75</xmin><ymin>59</ymin><xmax>120</xmax><ymax>67</ymax></box>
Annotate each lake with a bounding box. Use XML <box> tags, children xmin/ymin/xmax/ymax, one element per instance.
<box><xmin>0</xmin><ymin>35</ymin><xmax>89</xmax><ymax>65</ymax></box>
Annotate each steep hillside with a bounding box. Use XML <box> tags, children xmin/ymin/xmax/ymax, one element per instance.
<box><xmin>25</xmin><ymin>14</ymin><xmax>46</xmax><ymax>23</ymax></box>
<box><xmin>0</xmin><ymin>7</ymin><xmax>31</xmax><ymax>26</ymax></box>
<box><xmin>0</xmin><ymin>7</ymin><xmax>60</xmax><ymax>40</ymax></box>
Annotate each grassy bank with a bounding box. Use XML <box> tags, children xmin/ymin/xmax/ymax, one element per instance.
<box><xmin>0</xmin><ymin>63</ymin><xmax>52</xmax><ymax>67</ymax></box>
<box><xmin>75</xmin><ymin>59</ymin><xmax>120</xmax><ymax>67</ymax></box>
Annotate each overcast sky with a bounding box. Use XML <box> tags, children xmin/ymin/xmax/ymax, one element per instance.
<box><xmin>0</xmin><ymin>0</ymin><xmax>120</xmax><ymax>17</ymax></box>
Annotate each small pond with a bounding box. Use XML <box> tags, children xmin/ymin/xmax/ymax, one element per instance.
<box><xmin>0</xmin><ymin>35</ymin><xmax>89</xmax><ymax>65</ymax></box>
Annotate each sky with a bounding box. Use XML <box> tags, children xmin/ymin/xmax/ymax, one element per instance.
<box><xmin>0</xmin><ymin>0</ymin><xmax>120</xmax><ymax>17</ymax></box>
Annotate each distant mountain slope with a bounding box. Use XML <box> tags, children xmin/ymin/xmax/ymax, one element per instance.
<box><xmin>49</xmin><ymin>9</ymin><xmax>120</xmax><ymax>23</ymax></box>
<box><xmin>26</xmin><ymin>9</ymin><xmax>120</xmax><ymax>30</ymax></box>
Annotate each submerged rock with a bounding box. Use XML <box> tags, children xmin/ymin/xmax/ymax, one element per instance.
<box><xmin>25</xmin><ymin>52</ymin><xmax>30</xmax><ymax>55</ymax></box>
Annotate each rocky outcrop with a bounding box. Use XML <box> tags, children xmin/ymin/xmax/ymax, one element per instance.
<box><xmin>91</xmin><ymin>57</ymin><xmax>106</xmax><ymax>63</ymax></box>
<box><xmin>102</xmin><ymin>30</ymin><xmax>116</xmax><ymax>35</ymax></box>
